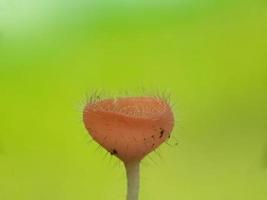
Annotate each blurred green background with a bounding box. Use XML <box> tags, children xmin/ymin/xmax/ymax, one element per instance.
<box><xmin>0</xmin><ymin>0</ymin><xmax>267</xmax><ymax>199</ymax></box>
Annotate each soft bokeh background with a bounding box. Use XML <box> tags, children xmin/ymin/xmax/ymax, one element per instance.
<box><xmin>1</xmin><ymin>0</ymin><xmax>267</xmax><ymax>199</ymax></box>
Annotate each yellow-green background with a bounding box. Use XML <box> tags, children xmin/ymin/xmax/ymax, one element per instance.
<box><xmin>0</xmin><ymin>0</ymin><xmax>267</xmax><ymax>199</ymax></box>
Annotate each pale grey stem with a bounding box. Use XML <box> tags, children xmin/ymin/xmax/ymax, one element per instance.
<box><xmin>124</xmin><ymin>161</ymin><xmax>140</xmax><ymax>200</ymax></box>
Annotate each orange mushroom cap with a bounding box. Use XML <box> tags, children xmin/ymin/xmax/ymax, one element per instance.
<box><xmin>83</xmin><ymin>96</ymin><xmax>174</xmax><ymax>163</ymax></box>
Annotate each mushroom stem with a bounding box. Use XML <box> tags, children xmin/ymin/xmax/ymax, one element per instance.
<box><xmin>124</xmin><ymin>161</ymin><xmax>140</xmax><ymax>200</ymax></box>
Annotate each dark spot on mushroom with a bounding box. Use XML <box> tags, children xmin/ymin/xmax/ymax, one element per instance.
<box><xmin>111</xmin><ymin>149</ymin><xmax>118</xmax><ymax>155</ymax></box>
<box><xmin>152</xmin><ymin>143</ymin><xmax>155</xmax><ymax>147</ymax></box>
<box><xmin>151</xmin><ymin>135</ymin><xmax>155</xmax><ymax>139</ymax></box>
<box><xmin>159</xmin><ymin>128</ymin><xmax>164</xmax><ymax>138</ymax></box>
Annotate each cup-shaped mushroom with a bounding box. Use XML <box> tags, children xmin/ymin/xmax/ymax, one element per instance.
<box><xmin>83</xmin><ymin>96</ymin><xmax>174</xmax><ymax>163</ymax></box>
